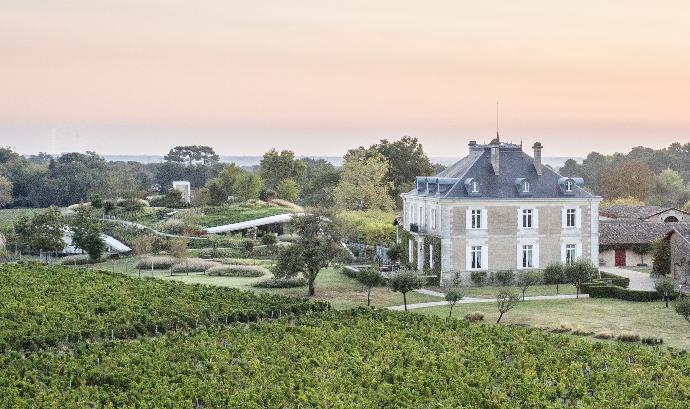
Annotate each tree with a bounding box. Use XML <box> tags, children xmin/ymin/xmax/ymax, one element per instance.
<box><xmin>14</xmin><ymin>206</ymin><xmax>64</xmax><ymax>253</ymax></box>
<box><xmin>674</xmin><ymin>297</ymin><xmax>690</xmax><ymax>328</ymax></box>
<box><xmin>89</xmin><ymin>193</ymin><xmax>103</xmax><ymax>209</ymax></box>
<box><xmin>70</xmin><ymin>205</ymin><xmax>106</xmax><ymax>262</ymax></box>
<box><xmin>164</xmin><ymin>146</ymin><xmax>219</xmax><ymax>166</ymax></box>
<box><xmin>357</xmin><ymin>267</ymin><xmax>385</xmax><ymax>307</ymax></box>
<box><xmin>445</xmin><ymin>288</ymin><xmax>464</xmax><ymax>318</ymax></box>
<box><xmin>259</xmin><ymin>149</ymin><xmax>305</xmax><ymax>191</ymax></box>
<box><xmin>205</xmin><ymin>164</ymin><xmax>262</xmax><ymax>205</ymax></box>
<box><xmin>651</xmin><ymin>168</ymin><xmax>690</xmax><ymax>207</ymax></box>
<box><xmin>334</xmin><ymin>149</ymin><xmax>394</xmax><ymax>211</ymax></box>
<box><xmin>168</xmin><ymin>239</ymin><xmax>188</xmax><ymax>275</ymax></box>
<box><xmin>651</xmin><ymin>239</ymin><xmax>671</xmax><ymax>276</ymax></box>
<box><xmin>299</xmin><ymin>158</ymin><xmax>340</xmax><ymax>207</ymax></box>
<box><xmin>601</xmin><ymin>161</ymin><xmax>656</xmax><ymax>202</ymax></box>
<box><xmin>370</xmin><ymin>137</ymin><xmax>433</xmax><ymax>207</ymax></box>
<box><xmin>496</xmin><ymin>290</ymin><xmax>520</xmax><ymax>323</ymax></box>
<box><xmin>564</xmin><ymin>259</ymin><xmax>596</xmax><ymax>298</ymax></box>
<box><xmin>0</xmin><ymin>175</ymin><xmax>12</xmax><ymax>207</ymax></box>
<box><xmin>273</xmin><ymin>212</ymin><xmax>342</xmax><ymax>296</ymax></box>
<box><xmin>389</xmin><ymin>270</ymin><xmax>424</xmax><ymax>311</ymax></box>
<box><xmin>516</xmin><ymin>270</ymin><xmax>542</xmax><ymax>301</ymax></box>
<box><xmin>543</xmin><ymin>263</ymin><xmax>565</xmax><ymax>294</ymax></box>
<box><xmin>276</xmin><ymin>178</ymin><xmax>299</xmax><ymax>202</ymax></box>
<box><xmin>655</xmin><ymin>277</ymin><xmax>676</xmax><ymax>308</ymax></box>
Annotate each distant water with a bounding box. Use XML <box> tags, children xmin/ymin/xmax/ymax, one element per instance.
<box><xmin>102</xmin><ymin>155</ymin><xmax>581</xmax><ymax>170</ymax></box>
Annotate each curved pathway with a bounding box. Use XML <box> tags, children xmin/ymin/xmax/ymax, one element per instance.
<box><xmin>387</xmin><ymin>294</ymin><xmax>589</xmax><ymax>311</ymax></box>
<box><xmin>600</xmin><ymin>267</ymin><xmax>655</xmax><ymax>291</ymax></box>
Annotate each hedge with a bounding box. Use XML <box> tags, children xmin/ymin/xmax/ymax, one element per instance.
<box><xmin>581</xmin><ymin>284</ymin><xmax>675</xmax><ymax>302</ymax></box>
<box><xmin>599</xmin><ymin>271</ymin><xmax>630</xmax><ymax>288</ymax></box>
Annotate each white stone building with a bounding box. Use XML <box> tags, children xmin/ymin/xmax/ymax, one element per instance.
<box><xmin>401</xmin><ymin>138</ymin><xmax>601</xmax><ymax>285</ymax></box>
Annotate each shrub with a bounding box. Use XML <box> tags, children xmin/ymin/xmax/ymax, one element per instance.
<box><xmin>641</xmin><ymin>336</ymin><xmax>663</xmax><ymax>346</ymax></box>
<box><xmin>582</xmin><ymin>284</ymin><xmax>664</xmax><ymax>302</ymax></box>
<box><xmin>655</xmin><ymin>277</ymin><xmax>675</xmax><ymax>308</ymax></box>
<box><xmin>219</xmin><ymin>258</ymin><xmax>272</xmax><ymax>266</ymax></box>
<box><xmin>552</xmin><ymin>322</ymin><xmax>573</xmax><ymax>333</ymax></box>
<box><xmin>594</xmin><ymin>331</ymin><xmax>614</xmax><ymax>340</ymax></box>
<box><xmin>564</xmin><ymin>259</ymin><xmax>596</xmax><ymax>298</ymax></box>
<box><xmin>572</xmin><ymin>326</ymin><xmax>594</xmax><ymax>336</ymax></box>
<box><xmin>674</xmin><ymin>297</ymin><xmax>690</xmax><ymax>325</ymax></box>
<box><xmin>617</xmin><ymin>331</ymin><xmax>640</xmax><ymax>343</ymax></box>
<box><xmin>59</xmin><ymin>255</ymin><xmax>101</xmax><ymax>265</ymax></box>
<box><xmin>253</xmin><ymin>277</ymin><xmax>307</xmax><ymax>288</ymax></box>
<box><xmin>171</xmin><ymin>259</ymin><xmax>218</xmax><ymax>274</ymax></box>
<box><xmin>207</xmin><ymin>265</ymin><xmax>269</xmax><ymax>277</ymax></box>
<box><xmin>470</xmin><ymin>271</ymin><xmax>487</xmax><ymax>287</ymax></box>
<box><xmin>445</xmin><ymin>288</ymin><xmax>464</xmax><ymax>318</ymax></box>
<box><xmin>389</xmin><ymin>271</ymin><xmax>425</xmax><ymax>311</ymax></box>
<box><xmin>278</xmin><ymin>234</ymin><xmax>299</xmax><ymax>243</ymax></box>
<box><xmin>464</xmin><ymin>311</ymin><xmax>484</xmax><ymax>322</ymax></box>
<box><xmin>269</xmin><ymin>198</ymin><xmax>304</xmax><ymax>212</ymax></box>
<box><xmin>495</xmin><ymin>270</ymin><xmax>514</xmax><ymax>286</ymax></box>
<box><xmin>136</xmin><ymin>256</ymin><xmax>176</xmax><ymax>270</ymax></box>
<box><xmin>260</xmin><ymin>233</ymin><xmax>278</xmax><ymax>247</ymax></box>
<box><xmin>598</xmin><ymin>271</ymin><xmax>630</xmax><ymax>287</ymax></box>
<box><xmin>342</xmin><ymin>265</ymin><xmax>360</xmax><ymax>279</ymax></box>
<box><xmin>651</xmin><ymin>238</ymin><xmax>671</xmax><ymax>276</ymax></box>
<box><xmin>496</xmin><ymin>290</ymin><xmax>520</xmax><ymax>323</ymax></box>
<box><xmin>543</xmin><ymin>263</ymin><xmax>565</xmax><ymax>294</ymax></box>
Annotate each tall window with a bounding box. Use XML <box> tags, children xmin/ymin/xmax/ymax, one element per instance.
<box><xmin>429</xmin><ymin>244</ymin><xmax>434</xmax><ymax>269</ymax></box>
<box><xmin>408</xmin><ymin>239</ymin><xmax>414</xmax><ymax>262</ymax></box>
<box><xmin>522</xmin><ymin>180</ymin><xmax>530</xmax><ymax>193</ymax></box>
<box><xmin>565</xmin><ymin>179</ymin><xmax>574</xmax><ymax>192</ymax></box>
<box><xmin>471</xmin><ymin>246</ymin><xmax>483</xmax><ymax>269</ymax></box>
<box><xmin>471</xmin><ymin>180</ymin><xmax>479</xmax><ymax>193</ymax></box>
<box><xmin>566</xmin><ymin>208</ymin><xmax>577</xmax><ymax>228</ymax></box>
<box><xmin>419</xmin><ymin>205</ymin><xmax>424</xmax><ymax>227</ymax></box>
<box><xmin>431</xmin><ymin>208</ymin><xmax>437</xmax><ymax>229</ymax></box>
<box><xmin>522</xmin><ymin>209</ymin><xmax>533</xmax><ymax>228</ymax></box>
<box><xmin>565</xmin><ymin>244</ymin><xmax>576</xmax><ymax>264</ymax></box>
<box><xmin>471</xmin><ymin>209</ymin><xmax>482</xmax><ymax>229</ymax></box>
<box><xmin>522</xmin><ymin>245</ymin><xmax>534</xmax><ymax>268</ymax></box>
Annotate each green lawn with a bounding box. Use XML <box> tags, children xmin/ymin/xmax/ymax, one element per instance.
<box><xmin>415</xmin><ymin>298</ymin><xmax>690</xmax><ymax>350</ymax></box>
<box><xmin>429</xmin><ymin>283</ymin><xmax>578</xmax><ymax>298</ymax></box>
<box><xmin>84</xmin><ymin>256</ymin><xmax>442</xmax><ymax>310</ymax></box>
<box><xmin>173</xmin><ymin>203</ymin><xmax>293</xmax><ymax>228</ymax></box>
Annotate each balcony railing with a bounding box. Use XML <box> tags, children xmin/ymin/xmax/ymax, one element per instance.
<box><xmin>409</xmin><ymin>223</ymin><xmax>426</xmax><ymax>234</ymax></box>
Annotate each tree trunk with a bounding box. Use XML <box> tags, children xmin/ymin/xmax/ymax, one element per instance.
<box><xmin>522</xmin><ymin>289</ymin><xmax>526</xmax><ymax>301</ymax></box>
<box><xmin>367</xmin><ymin>288</ymin><xmax>372</xmax><ymax>307</ymax></box>
<box><xmin>576</xmin><ymin>286</ymin><xmax>580</xmax><ymax>299</ymax></box>
<box><xmin>403</xmin><ymin>292</ymin><xmax>408</xmax><ymax>311</ymax></box>
<box><xmin>556</xmin><ymin>282</ymin><xmax>559</xmax><ymax>294</ymax></box>
<box><xmin>308</xmin><ymin>279</ymin><xmax>315</xmax><ymax>296</ymax></box>
<box><xmin>448</xmin><ymin>304</ymin><xmax>454</xmax><ymax>319</ymax></box>
<box><xmin>496</xmin><ymin>312</ymin><xmax>504</xmax><ymax>323</ymax></box>
<box><xmin>665</xmin><ymin>296</ymin><xmax>669</xmax><ymax>308</ymax></box>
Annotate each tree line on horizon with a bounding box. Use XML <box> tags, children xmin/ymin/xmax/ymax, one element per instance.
<box><xmin>559</xmin><ymin>142</ymin><xmax>690</xmax><ymax>209</ymax></box>
<box><xmin>0</xmin><ymin>137</ymin><xmax>437</xmax><ymax>213</ymax></box>
<box><xmin>2</xmin><ymin>140</ymin><xmax>690</xmax><ymax>215</ymax></box>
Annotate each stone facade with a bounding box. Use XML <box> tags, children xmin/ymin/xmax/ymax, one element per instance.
<box><xmin>403</xmin><ymin>197</ymin><xmax>600</xmax><ymax>286</ymax></box>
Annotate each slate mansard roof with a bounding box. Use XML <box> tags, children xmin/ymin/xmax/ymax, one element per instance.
<box><xmin>406</xmin><ymin>140</ymin><xmax>594</xmax><ymax>200</ymax></box>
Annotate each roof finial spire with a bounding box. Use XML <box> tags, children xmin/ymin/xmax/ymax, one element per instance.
<box><xmin>496</xmin><ymin>100</ymin><xmax>500</xmax><ymax>140</ymax></box>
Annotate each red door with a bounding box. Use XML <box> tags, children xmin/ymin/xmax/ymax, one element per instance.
<box><xmin>614</xmin><ymin>249</ymin><xmax>626</xmax><ymax>267</ymax></box>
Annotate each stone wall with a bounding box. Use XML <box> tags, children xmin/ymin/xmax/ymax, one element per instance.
<box><xmin>670</xmin><ymin>234</ymin><xmax>690</xmax><ymax>284</ymax></box>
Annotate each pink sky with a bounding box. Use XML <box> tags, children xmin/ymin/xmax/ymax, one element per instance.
<box><xmin>1</xmin><ymin>0</ymin><xmax>689</xmax><ymax>157</ymax></box>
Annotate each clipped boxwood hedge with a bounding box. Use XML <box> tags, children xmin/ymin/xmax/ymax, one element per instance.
<box><xmin>599</xmin><ymin>271</ymin><xmax>630</xmax><ymax>288</ymax></box>
<box><xmin>582</xmin><ymin>284</ymin><xmax>673</xmax><ymax>302</ymax></box>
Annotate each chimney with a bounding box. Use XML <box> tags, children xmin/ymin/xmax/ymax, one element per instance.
<box><xmin>533</xmin><ymin>142</ymin><xmax>543</xmax><ymax>176</ymax></box>
<box><xmin>490</xmin><ymin>145</ymin><xmax>500</xmax><ymax>175</ymax></box>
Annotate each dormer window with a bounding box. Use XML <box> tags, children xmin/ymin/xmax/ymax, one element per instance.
<box><xmin>471</xmin><ymin>180</ymin><xmax>479</xmax><ymax>193</ymax></box>
<box><xmin>464</xmin><ymin>178</ymin><xmax>481</xmax><ymax>196</ymax></box>
<box><xmin>565</xmin><ymin>179</ymin><xmax>574</xmax><ymax>192</ymax></box>
<box><xmin>522</xmin><ymin>180</ymin><xmax>530</xmax><ymax>193</ymax></box>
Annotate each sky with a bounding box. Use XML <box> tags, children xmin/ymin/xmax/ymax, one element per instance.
<box><xmin>1</xmin><ymin>0</ymin><xmax>689</xmax><ymax>158</ymax></box>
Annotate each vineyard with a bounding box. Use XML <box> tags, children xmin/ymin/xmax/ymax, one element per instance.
<box><xmin>0</xmin><ymin>263</ymin><xmax>327</xmax><ymax>351</ymax></box>
<box><xmin>2</xmin><ymin>264</ymin><xmax>690</xmax><ymax>407</ymax></box>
